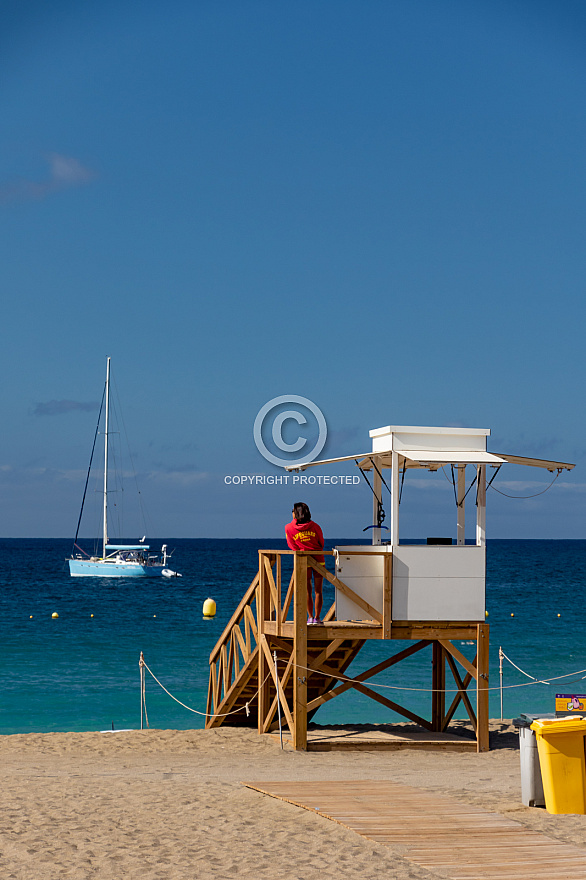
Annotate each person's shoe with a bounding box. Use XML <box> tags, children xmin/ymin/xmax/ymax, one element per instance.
<box><xmin>314</xmin><ymin>618</ymin><xmax>323</xmax><ymax>625</ymax></box>
<box><xmin>307</xmin><ymin>616</ymin><xmax>315</xmax><ymax>624</ymax></box>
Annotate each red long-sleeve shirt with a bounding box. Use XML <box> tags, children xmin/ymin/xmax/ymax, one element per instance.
<box><xmin>285</xmin><ymin>519</ymin><xmax>325</xmax><ymax>563</ymax></box>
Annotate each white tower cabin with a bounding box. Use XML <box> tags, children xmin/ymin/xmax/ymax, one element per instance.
<box><xmin>293</xmin><ymin>424</ymin><xmax>574</xmax><ymax>624</ymax></box>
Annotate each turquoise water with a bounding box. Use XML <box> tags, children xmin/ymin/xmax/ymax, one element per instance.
<box><xmin>1</xmin><ymin>539</ymin><xmax>585</xmax><ymax>734</ymax></box>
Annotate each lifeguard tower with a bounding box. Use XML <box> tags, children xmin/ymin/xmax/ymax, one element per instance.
<box><xmin>207</xmin><ymin>425</ymin><xmax>573</xmax><ymax>751</ymax></box>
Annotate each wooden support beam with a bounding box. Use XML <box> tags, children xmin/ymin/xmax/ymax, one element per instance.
<box><xmin>308</xmin><ymin>558</ymin><xmax>383</xmax><ymax>623</ymax></box>
<box><xmin>209</xmin><ymin>573</ymin><xmax>259</xmax><ymax>663</ymax></box>
<box><xmin>438</xmin><ymin>639</ymin><xmax>478</xmax><ymax>680</ymax></box>
<box><xmin>232</xmin><ymin>629</ymin><xmax>240</xmax><ymax>679</ymax></box>
<box><xmin>226</xmin><ymin>634</ymin><xmax>234</xmax><ymax>690</ymax></box>
<box><xmin>348</xmin><ymin>681</ymin><xmax>433</xmax><ymax>731</ymax></box>
<box><xmin>307</xmin><ymin>642</ymin><xmax>366</xmax><ymax>697</ymax></box>
<box><xmin>306</xmin><ymin>642</ymin><xmax>433</xmax><ymax>730</ymax></box>
<box><xmin>220</xmin><ymin>645</ymin><xmax>229</xmax><ymax>697</ymax></box>
<box><xmin>445</xmin><ymin>651</ymin><xmax>477</xmax><ymax>733</ymax></box>
<box><xmin>260</xmin><ymin>635</ymin><xmax>294</xmax><ymax>735</ymax></box>
<box><xmin>390</xmin><ymin>623</ymin><xmax>478</xmax><ymax>640</ymax></box>
<box><xmin>233</xmin><ymin>623</ymin><xmax>248</xmax><ymax>664</ymax></box>
<box><xmin>324</xmin><ymin>601</ymin><xmax>336</xmax><ymax>622</ymax></box>
<box><xmin>476</xmin><ymin>623</ymin><xmax>490</xmax><ymax>752</ymax></box>
<box><xmin>307</xmin><ymin>639</ymin><xmax>430</xmax><ymax>691</ymax></box>
<box><xmin>244</xmin><ymin>604</ymin><xmax>257</xmax><ymax>644</ymax></box>
<box><xmin>312</xmin><ymin>639</ymin><xmax>345</xmax><ymax>670</ymax></box>
<box><xmin>265</xmin><ymin>634</ymin><xmax>295</xmax><ymax>653</ymax></box>
<box><xmin>293</xmin><ymin>553</ymin><xmax>308</xmax><ymax>750</ymax></box>
<box><xmin>432</xmin><ymin>642</ymin><xmax>445</xmax><ymax>732</ymax></box>
<box><xmin>262</xmin><ymin>651</ymin><xmax>295</xmax><ymax>734</ymax></box>
<box><xmin>442</xmin><ymin>661</ymin><xmax>475</xmax><ymax>730</ymax></box>
<box><xmin>276</xmin><ymin>553</ymin><xmax>282</xmax><ymax>634</ymax></box>
<box><xmin>257</xmin><ymin>556</ymin><xmax>270</xmax><ymax>735</ymax></box>
<box><xmin>210</xmin><ymin>647</ymin><xmax>259</xmax><ymax>728</ymax></box>
<box><xmin>212</xmin><ymin>660</ymin><xmax>220</xmax><ymax>714</ymax></box>
<box><xmin>214</xmin><ymin>658</ymin><xmax>223</xmax><ymax>714</ymax></box>
<box><xmin>281</xmin><ymin>572</ymin><xmax>295</xmax><ymax>622</ymax></box>
<box><xmin>243</xmin><ymin>611</ymin><xmax>251</xmax><ymax>657</ymax></box>
<box><xmin>306</xmin><ymin>662</ymin><xmax>433</xmax><ymax>730</ymax></box>
<box><xmin>255</xmin><ymin>583</ymin><xmax>261</xmax><ymax>636</ymax></box>
<box><xmin>362</xmin><ymin>639</ymin><xmax>431</xmax><ymax>672</ymax></box>
<box><xmin>263</xmin><ymin>555</ymin><xmax>280</xmax><ymax>625</ymax></box>
<box><xmin>205</xmin><ymin>663</ymin><xmax>216</xmax><ymax>727</ymax></box>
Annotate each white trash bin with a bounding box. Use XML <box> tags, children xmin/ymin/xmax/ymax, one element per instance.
<box><xmin>514</xmin><ymin>713</ymin><xmax>555</xmax><ymax>807</ymax></box>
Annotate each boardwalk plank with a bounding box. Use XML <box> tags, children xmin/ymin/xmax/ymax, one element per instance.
<box><xmin>244</xmin><ymin>780</ymin><xmax>586</xmax><ymax>880</ymax></box>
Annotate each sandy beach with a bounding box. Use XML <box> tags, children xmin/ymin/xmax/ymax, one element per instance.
<box><xmin>0</xmin><ymin>721</ymin><xmax>585</xmax><ymax>879</ymax></box>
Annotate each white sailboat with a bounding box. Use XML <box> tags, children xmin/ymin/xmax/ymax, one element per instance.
<box><xmin>68</xmin><ymin>358</ymin><xmax>180</xmax><ymax>577</ymax></box>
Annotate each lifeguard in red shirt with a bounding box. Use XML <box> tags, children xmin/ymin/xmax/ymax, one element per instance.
<box><xmin>285</xmin><ymin>502</ymin><xmax>325</xmax><ymax>625</ymax></box>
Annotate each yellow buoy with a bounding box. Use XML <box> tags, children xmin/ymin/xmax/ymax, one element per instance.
<box><xmin>90</xmin><ymin>614</ymin><xmax>94</xmax><ymax>618</ymax></box>
<box><xmin>52</xmin><ymin>612</ymin><xmax>59</xmax><ymax>619</ymax></box>
<box><xmin>557</xmin><ymin>613</ymin><xmax>561</xmax><ymax>618</ymax></box>
<box><xmin>29</xmin><ymin>615</ymin><xmax>33</xmax><ymax>619</ymax></box>
<box><xmin>485</xmin><ymin>611</ymin><xmax>489</xmax><ymax>618</ymax></box>
<box><xmin>510</xmin><ymin>613</ymin><xmax>514</xmax><ymax>617</ymax></box>
<box><xmin>203</xmin><ymin>598</ymin><xmax>216</xmax><ymax>618</ymax></box>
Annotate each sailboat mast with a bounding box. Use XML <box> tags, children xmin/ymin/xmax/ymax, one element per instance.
<box><xmin>103</xmin><ymin>357</ymin><xmax>111</xmax><ymax>558</ymax></box>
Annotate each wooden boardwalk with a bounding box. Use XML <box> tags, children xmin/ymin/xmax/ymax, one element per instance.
<box><xmin>244</xmin><ymin>780</ymin><xmax>586</xmax><ymax>879</ymax></box>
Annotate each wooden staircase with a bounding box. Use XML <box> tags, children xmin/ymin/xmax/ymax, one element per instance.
<box><xmin>206</xmin><ymin>557</ymin><xmax>367</xmax><ymax>731</ymax></box>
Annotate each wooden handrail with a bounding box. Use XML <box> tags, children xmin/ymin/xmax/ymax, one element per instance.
<box><xmin>211</xmin><ymin>549</ymin><xmax>391</xmax><ymax>666</ymax></box>
<box><xmin>209</xmin><ymin>572</ymin><xmax>259</xmax><ymax>663</ymax></box>
<box><xmin>308</xmin><ymin>558</ymin><xmax>383</xmax><ymax>623</ymax></box>
<box><xmin>257</xmin><ymin>549</ymin><xmax>390</xmax><ymax>555</ymax></box>
<box><xmin>255</xmin><ymin>549</ymin><xmax>333</xmax><ymax>555</ymax></box>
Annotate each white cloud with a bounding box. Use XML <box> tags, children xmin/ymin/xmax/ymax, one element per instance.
<box><xmin>48</xmin><ymin>153</ymin><xmax>93</xmax><ymax>185</ymax></box>
<box><xmin>146</xmin><ymin>469</ymin><xmax>209</xmax><ymax>486</ymax></box>
<box><xmin>33</xmin><ymin>399</ymin><xmax>100</xmax><ymax>416</ymax></box>
<box><xmin>0</xmin><ymin>153</ymin><xmax>95</xmax><ymax>204</ymax></box>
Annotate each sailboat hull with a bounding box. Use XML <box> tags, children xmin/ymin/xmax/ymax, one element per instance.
<box><xmin>68</xmin><ymin>559</ymin><xmax>165</xmax><ymax>577</ymax></box>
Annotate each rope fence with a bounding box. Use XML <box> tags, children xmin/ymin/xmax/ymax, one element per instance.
<box><xmin>138</xmin><ymin>648</ymin><xmax>586</xmax><ymax>730</ymax></box>
<box><xmin>138</xmin><ymin>651</ymin><xmax>272</xmax><ymax>729</ymax></box>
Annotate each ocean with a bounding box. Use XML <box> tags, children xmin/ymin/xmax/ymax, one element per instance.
<box><xmin>1</xmin><ymin>538</ymin><xmax>585</xmax><ymax>735</ymax></box>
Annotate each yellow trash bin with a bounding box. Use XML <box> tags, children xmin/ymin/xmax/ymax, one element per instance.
<box><xmin>530</xmin><ymin>716</ymin><xmax>586</xmax><ymax>814</ymax></box>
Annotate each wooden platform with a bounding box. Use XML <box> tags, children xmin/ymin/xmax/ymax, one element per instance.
<box><xmin>268</xmin><ymin>723</ymin><xmax>477</xmax><ymax>751</ymax></box>
<box><xmin>208</xmin><ymin>550</ymin><xmax>490</xmax><ymax>751</ymax></box>
<box><xmin>244</xmin><ymin>780</ymin><xmax>586</xmax><ymax>879</ymax></box>
<box><xmin>263</xmin><ymin>619</ymin><xmax>383</xmax><ymax>640</ymax></box>
<box><xmin>263</xmin><ymin>619</ymin><xmax>485</xmax><ymax>641</ymax></box>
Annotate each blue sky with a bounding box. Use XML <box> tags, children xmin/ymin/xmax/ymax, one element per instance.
<box><xmin>1</xmin><ymin>0</ymin><xmax>584</xmax><ymax>539</ymax></box>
